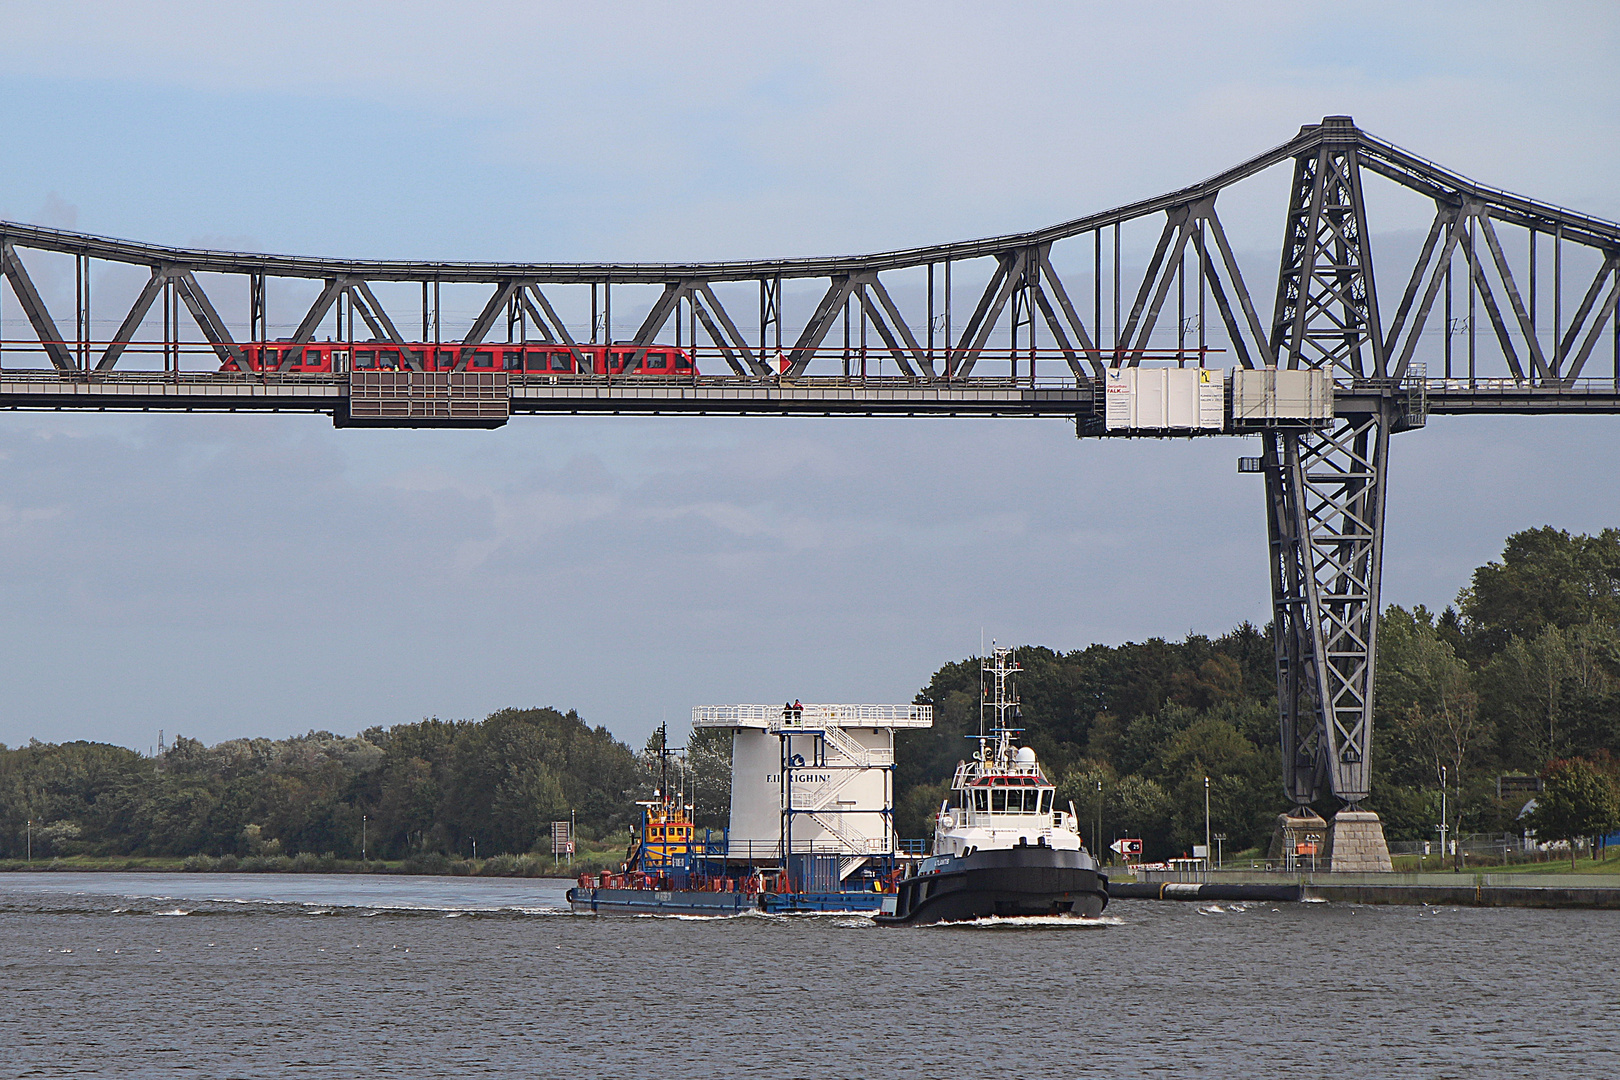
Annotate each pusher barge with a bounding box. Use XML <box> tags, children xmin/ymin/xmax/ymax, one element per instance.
<box><xmin>567</xmin><ymin>702</ymin><xmax>934</xmax><ymax>917</ymax></box>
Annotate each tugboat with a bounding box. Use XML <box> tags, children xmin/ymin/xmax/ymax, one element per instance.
<box><xmin>567</xmin><ymin>723</ymin><xmax>757</xmax><ymax>916</ymax></box>
<box><xmin>875</xmin><ymin>645</ymin><xmax>1108</xmax><ymax>925</ymax></box>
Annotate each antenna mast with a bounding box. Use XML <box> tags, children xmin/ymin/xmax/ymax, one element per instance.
<box><xmin>980</xmin><ymin>642</ymin><xmax>1022</xmax><ymax>763</ymax></box>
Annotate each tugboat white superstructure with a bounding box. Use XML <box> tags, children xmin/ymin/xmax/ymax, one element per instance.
<box><xmin>875</xmin><ymin>645</ymin><xmax>1107</xmax><ymax>925</ymax></box>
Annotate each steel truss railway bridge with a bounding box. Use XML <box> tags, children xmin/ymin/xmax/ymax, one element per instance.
<box><xmin>3</xmin><ymin>116</ymin><xmax>1617</xmax><ymax>859</ymax></box>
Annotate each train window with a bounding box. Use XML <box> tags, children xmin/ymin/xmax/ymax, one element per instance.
<box><xmin>262</xmin><ymin>348</ymin><xmax>280</xmax><ymax>364</ymax></box>
<box><xmin>673</xmin><ymin>353</ymin><xmax>692</xmax><ymax>369</ymax></box>
<box><xmin>380</xmin><ymin>349</ymin><xmax>400</xmax><ymax>368</ymax></box>
<box><xmin>354</xmin><ymin>350</ymin><xmax>376</xmax><ymax>368</ymax></box>
<box><xmin>304</xmin><ymin>348</ymin><xmax>323</xmax><ymax>366</ymax></box>
<box><xmin>502</xmin><ymin>350</ymin><xmax>522</xmax><ymax>371</ymax></box>
<box><xmin>645</xmin><ymin>352</ymin><xmax>667</xmax><ymax>369</ymax></box>
<box><xmin>525</xmin><ymin>351</ymin><xmax>548</xmax><ymax>372</ymax></box>
<box><xmin>471</xmin><ymin>351</ymin><xmax>494</xmax><ymax>368</ymax></box>
<box><xmin>550</xmin><ymin>352</ymin><xmax>571</xmax><ymax>372</ymax></box>
<box><xmin>436</xmin><ymin>349</ymin><xmax>456</xmax><ymax>368</ymax></box>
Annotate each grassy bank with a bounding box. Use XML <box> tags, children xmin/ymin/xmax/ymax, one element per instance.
<box><xmin>1391</xmin><ymin>851</ymin><xmax>1620</xmax><ymax>874</ymax></box>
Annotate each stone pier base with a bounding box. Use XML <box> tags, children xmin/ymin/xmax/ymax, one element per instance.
<box><xmin>1325</xmin><ymin>810</ymin><xmax>1394</xmax><ymax>873</ymax></box>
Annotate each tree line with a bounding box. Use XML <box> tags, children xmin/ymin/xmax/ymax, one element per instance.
<box><xmin>0</xmin><ymin>708</ymin><xmax>650</xmax><ymax>862</ymax></box>
<box><xmin>3</xmin><ymin>527</ymin><xmax>1616</xmax><ymax>866</ymax></box>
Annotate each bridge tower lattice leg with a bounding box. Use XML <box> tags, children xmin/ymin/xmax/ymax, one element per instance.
<box><xmin>1263</xmin><ymin>120</ymin><xmax>1393</xmax><ymax>819</ymax></box>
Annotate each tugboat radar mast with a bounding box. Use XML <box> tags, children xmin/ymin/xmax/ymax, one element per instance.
<box><xmin>979</xmin><ymin>642</ymin><xmax>1023</xmax><ymax>774</ymax></box>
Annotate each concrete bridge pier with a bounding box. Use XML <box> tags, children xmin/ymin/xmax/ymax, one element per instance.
<box><xmin>1325</xmin><ymin>811</ymin><xmax>1393</xmax><ymax>872</ymax></box>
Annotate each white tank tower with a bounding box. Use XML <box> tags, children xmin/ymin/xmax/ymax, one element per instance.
<box><xmin>691</xmin><ymin>702</ymin><xmax>933</xmax><ymax>869</ymax></box>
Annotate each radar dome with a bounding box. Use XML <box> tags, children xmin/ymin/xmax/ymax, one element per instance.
<box><xmin>1015</xmin><ymin>746</ymin><xmax>1037</xmax><ymax>765</ymax></box>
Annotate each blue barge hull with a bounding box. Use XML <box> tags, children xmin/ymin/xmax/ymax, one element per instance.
<box><xmin>566</xmin><ymin>886</ymin><xmax>895</xmax><ymax>917</ymax></box>
<box><xmin>762</xmin><ymin>891</ymin><xmax>894</xmax><ymax>915</ymax></box>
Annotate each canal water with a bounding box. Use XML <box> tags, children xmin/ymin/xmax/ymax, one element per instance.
<box><xmin>2</xmin><ymin>873</ymin><xmax>1614</xmax><ymax>1078</ymax></box>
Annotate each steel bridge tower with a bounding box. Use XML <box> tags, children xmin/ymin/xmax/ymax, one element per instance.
<box><xmin>1263</xmin><ymin>119</ymin><xmax>1397</xmax><ymax>867</ymax></box>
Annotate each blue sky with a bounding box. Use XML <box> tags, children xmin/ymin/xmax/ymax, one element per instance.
<box><xmin>0</xmin><ymin>1</ymin><xmax>1616</xmax><ymax>752</ymax></box>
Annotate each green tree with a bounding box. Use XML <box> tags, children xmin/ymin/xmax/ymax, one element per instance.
<box><xmin>686</xmin><ymin>726</ymin><xmax>733</xmax><ymax>830</ymax></box>
<box><xmin>1110</xmin><ymin>774</ymin><xmax>1174</xmax><ymax>855</ymax></box>
<box><xmin>1459</xmin><ymin>526</ymin><xmax>1620</xmax><ymax>659</ymax></box>
<box><xmin>1055</xmin><ymin>764</ymin><xmax>1111</xmax><ymax>854</ymax></box>
<box><xmin>1377</xmin><ymin>605</ymin><xmax>1484</xmax><ymax>846</ymax></box>
<box><xmin>1523</xmin><ymin>758</ymin><xmax>1620</xmax><ymax>869</ymax></box>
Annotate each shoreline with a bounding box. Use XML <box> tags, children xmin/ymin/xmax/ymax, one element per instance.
<box><xmin>1110</xmin><ymin>869</ymin><xmax>1620</xmax><ymax>909</ymax></box>
<box><xmin>0</xmin><ymin>857</ymin><xmax>596</xmax><ymax>880</ymax></box>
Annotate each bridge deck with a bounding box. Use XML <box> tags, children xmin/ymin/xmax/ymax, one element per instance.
<box><xmin>1</xmin><ymin>372</ymin><xmax>1615</xmax><ymax>422</ymax></box>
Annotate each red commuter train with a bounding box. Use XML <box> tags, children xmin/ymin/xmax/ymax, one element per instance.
<box><xmin>223</xmin><ymin>342</ymin><xmax>698</xmax><ymax>375</ymax></box>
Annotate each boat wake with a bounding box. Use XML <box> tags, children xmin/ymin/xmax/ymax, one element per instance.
<box><xmin>925</xmin><ymin>913</ymin><xmax>1123</xmax><ymax>929</ymax></box>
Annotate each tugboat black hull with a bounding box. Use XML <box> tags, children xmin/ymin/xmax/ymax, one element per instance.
<box><xmin>874</xmin><ymin>846</ymin><xmax>1107</xmax><ymax>926</ymax></box>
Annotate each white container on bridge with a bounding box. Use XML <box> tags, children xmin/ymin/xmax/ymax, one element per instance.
<box><xmin>1231</xmin><ymin>368</ymin><xmax>1334</xmax><ymax>423</ymax></box>
<box><xmin>1104</xmin><ymin>367</ymin><xmax>1225</xmax><ymax>432</ymax></box>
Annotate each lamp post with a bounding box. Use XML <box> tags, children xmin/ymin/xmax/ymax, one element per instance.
<box><xmin>1095</xmin><ymin>779</ymin><xmax>1103</xmax><ymax>859</ymax></box>
<box><xmin>1439</xmin><ymin>764</ymin><xmax>1449</xmax><ymax>871</ymax></box>
<box><xmin>1203</xmin><ymin>776</ymin><xmax>1211</xmax><ymax>866</ymax></box>
<box><xmin>361</xmin><ymin>814</ymin><xmax>367</xmax><ymax>862</ymax></box>
<box><xmin>1213</xmin><ymin>833</ymin><xmax>1227</xmax><ymax>869</ymax></box>
<box><xmin>26</xmin><ymin>819</ymin><xmax>32</xmax><ymax>863</ymax></box>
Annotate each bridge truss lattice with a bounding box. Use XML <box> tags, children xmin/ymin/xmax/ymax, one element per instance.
<box><xmin>2</xmin><ymin>116</ymin><xmax>1618</xmax><ymax>810</ymax></box>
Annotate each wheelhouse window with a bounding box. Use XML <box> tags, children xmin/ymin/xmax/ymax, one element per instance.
<box><xmin>989</xmin><ymin>787</ymin><xmax>1040</xmax><ymax>813</ymax></box>
<box><xmin>1040</xmin><ymin>790</ymin><xmax>1053</xmax><ymax>814</ymax></box>
<box><xmin>973</xmin><ymin>789</ymin><xmax>989</xmax><ymax>812</ymax></box>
